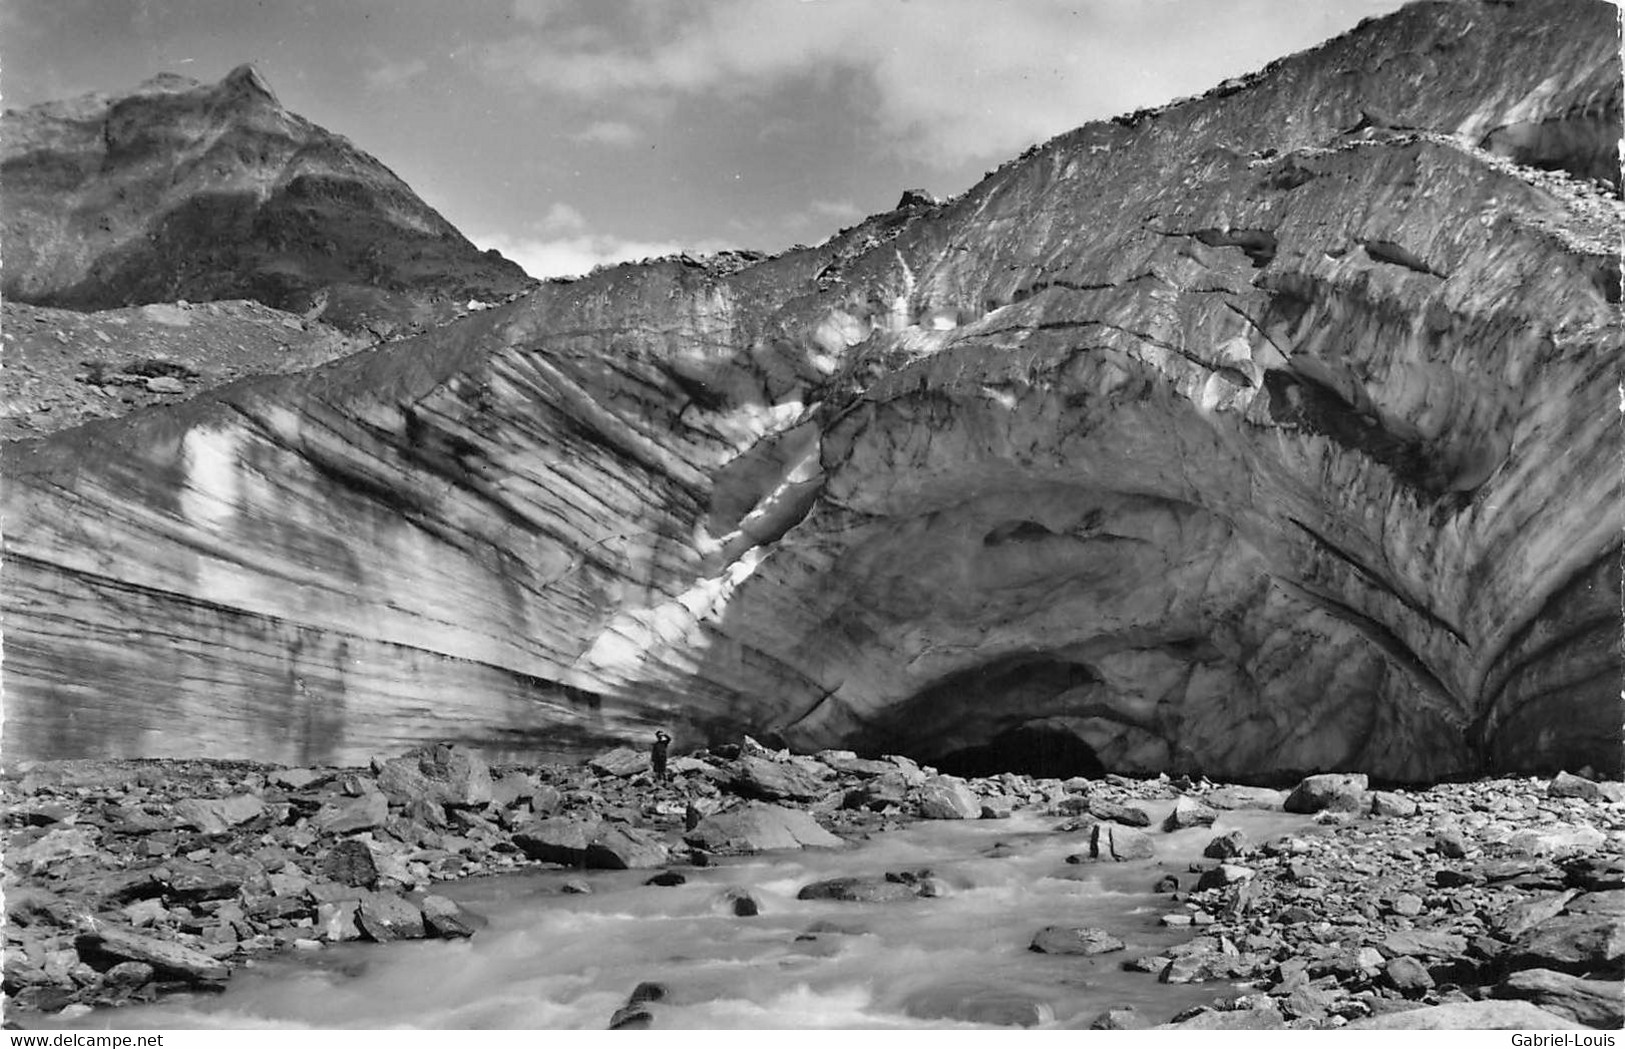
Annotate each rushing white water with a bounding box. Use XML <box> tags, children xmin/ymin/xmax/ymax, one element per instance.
<box><xmin>45</xmin><ymin>803</ymin><xmax>1318</xmax><ymax>1030</ymax></box>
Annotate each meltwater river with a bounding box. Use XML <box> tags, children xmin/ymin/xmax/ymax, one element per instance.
<box><xmin>46</xmin><ymin>804</ymin><xmax>1315</xmax><ymax>1029</ymax></box>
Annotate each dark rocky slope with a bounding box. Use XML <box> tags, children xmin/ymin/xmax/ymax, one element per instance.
<box><xmin>4</xmin><ymin>0</ymin><xmax>1621</xmax><ymax>779</ymax></box>
<box><xmin>1</xmin><ymin>65</ymin><xmax>534</xmax><ymax>335</ymax></box>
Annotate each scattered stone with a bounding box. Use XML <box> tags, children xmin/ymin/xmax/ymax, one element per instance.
<box><xmin>1029</xmin><ymin>926</ymin><xmax>1125</xmax><ymax>955</ymax></box>
<box><xmin>1284</xmin><ymin>773</ymin><xmax>1368</xmax><ymax>814</ymax></box>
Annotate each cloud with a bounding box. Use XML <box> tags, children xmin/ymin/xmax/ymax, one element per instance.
<box><xmin>487</xmin><ymin>0</ymin><xmax>1410</xmax><ymax>167</ymax></box>
<box><xmin>537</xmin><ymin>202</ymin><xmax>589</xmax><ymax>234</ymax></box>
<box><xmin>572</xmin><ymin>119</ymin><xmax>640</xmax><ymax>146</ymax></box>
<box><xmin>363</xmin><ymin>56</ymin><xmax>428</xmax><ymax>93</ymax></box>
<box><xmin>472</xmin><ymin>221</ymin><xmax>736</xmax><ymax>280</ymax></box>
<box><xmin>808</xmin><ymin>199</ymin><xmax>863</xmax><ymax>222</ymax></box>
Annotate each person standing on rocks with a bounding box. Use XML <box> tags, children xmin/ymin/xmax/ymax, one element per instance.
<box><xmin>651</xmin><ymin>730</ymin><xmax>671</xmax><ymax>781</ymax></box>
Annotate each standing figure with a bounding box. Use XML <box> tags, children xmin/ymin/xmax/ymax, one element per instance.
<box><xmin>651</xmin><ymin>730</ymin><xmax>671</xmax><ymax>781</ymax></box>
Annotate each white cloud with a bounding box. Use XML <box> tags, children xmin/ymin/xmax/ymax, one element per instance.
<box><xmin>809</xmin><ymin>199</ymin><xmax>863</xmax><ymax>222</ymax></box>
<box><xmin>473</xmin><ymin>228</ymin><xmax>736</xmax><ymax>280</ymax></box>
<box><xmin>488</xmin><ymin>0</ymin><xmax>1410</xmax><ymax>167</ymax></box>
<box><xmin>537</xmin><ymin>201</ymin><xmax>589</xmax><ymax>234</ymax></box>
<box><xmin>363</xmin><ymin>57</ymin><xmax>428</xmax><ymax>93</ymax></box>
<box><xmin>572</xmin><ymin>120</ymin><xmax>640</xmax><ymax>147</ymax></box>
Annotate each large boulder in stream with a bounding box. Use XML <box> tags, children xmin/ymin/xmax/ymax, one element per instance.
<box><xmin>2</xmin><ymin>1</ymin><xmax>1620</xmax><ymax>781</ymax></box>
<box><xmin>684</xmin><ymin>802</ymin><xmax>842</xmax><ymax>855</ymax></box>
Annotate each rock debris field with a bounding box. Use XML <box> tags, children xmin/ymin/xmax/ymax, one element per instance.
<box><xmin>3</xmin><ymin>741</ymin><xmax>1621</xmax><ymax>1030</ymax></box>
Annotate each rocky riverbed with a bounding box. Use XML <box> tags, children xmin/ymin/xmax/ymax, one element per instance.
<box><xmin>3</xmin><ymin>741</ymin><xmax>1622</xmax><ymax>1030</ymax></box>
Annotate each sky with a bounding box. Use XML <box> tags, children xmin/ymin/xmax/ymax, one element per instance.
<box><xmin>1</xmin><ymin>0</ymin><xmax>1413</xmax><ymax>280</ymax></box>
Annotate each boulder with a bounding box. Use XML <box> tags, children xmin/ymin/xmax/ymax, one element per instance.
<box><xmin>77</xmin><ymin>925</ymin><xmax>228</xmax><ymax>983</ymax></box>
<box><xmin>1202</xmin><ymin>829</ymin><xmax>1251</xmax><ymax>859</ymax></box>
<box><xmin>915</xmin><ymin>776</ymin><xmax>981</xmax><ymax>819</ymax></box>
<box><xmin>1507</xmin><ymin>913</ymin><xmax>1625</xmax><ymax>976</ymax></box>
<box><xmin>420</xmin><ymin>894</ymin><xmax>479</xmax><ymax>938</ymax></box>
<box><xmin>1156</xmin><ymin>1008</ymin><xmax>1287</xmax><ymax>1030</ymax></box>
<box><xmin>1549</xmin><ymin>771</ymin><xmax>1625</xmax><ymax>803</ymax></box>
<box><xmin>512</xmin><ymin>818</ymin><xmax>600</xmax><ymax>866</ymax></box>
<box><xmin>156</xmin><ymin>858</ymin><xmax>243</xmax><ymax>902</ymax></box>
<box><xmin>1196</xmin><ymin>864</ymin><xmax>1255</xmax><ymax>890</ymax></box>
<box><xmin>1203</xmin><ymin>786</ymin><xmax>1286</xmax><ymax>811</ymax></box>
<box><xmin>796</xmin><ymin>877</ymin><xmax>920</xmax><ymax>903</ymax></box>
<box><xmin>1088</xmin><ymin>799</ymin><xmax>1152</xmax><ymax>827</ymax></box>
<box><xmin>684</xmin><ymin>802</ymin><xmax>841</xmax><ymax>854</ymax></box>
<box><xmin>1029</xmin><ymin>926</ymin><xmax>1125</xmax><ymax>955</ymax></box>
<box><xmin>979</xmin><ymin>794</ymin><xmax>1016</xmax><ymax>819</ymax></box>
<box><xmin>10</xmin><ymin>827</ymin><xmax>100</xmax><ymax>872</ymax></box>
<box><xmin>585</xmin><ymin>826</ymin><xmax>669</xmax><ymax>870</ymax></box>
<box><xmin>316</xmin><ymin>900</ymin><xmax>363</xmax><ymax>942</ymax></box>
<box><xmin>715</xmin><ymin>886</ymin><xmax>761</xmax><ymax>917</ymax></box>
<box><xmin>311</xmin><ymin>790</ymin><xmax>389</xmax><ymax>835</ymax></box>
<box><xmin>901</xmin><ymin>983</ymin><xmax>1055</xmax><ymax>1027</ymax></box>
<box><xmin>172</xmin><ymin>794</ymin><xmax>264</xmax><ymax>834</ymax></box>
<box><xmin>1369</xmin><ymin>790</ymin><xmax>1419</xmax><ymax>818</ymax></box>
<box><xmin>375</xmin><ymin>743</ymin><xmax>493</xmax><ymax>807</ymax></box>
<box><xmin>1090</xmin><ymin>822</ymin><xmax>1156</xmax><ymax>862</ymax></box>
<box><xmin>1162</xmin><ymin>796</ymin><xmax>1218</xmax><ymax>831</ymax></box>
<box><xmin>321</xmin><ymin>839</ymin><xmax>380</xmax><ymax>888</ymax></box>
<box><xmin>732</xmin><ymin>755</ymin><xmax>828</xmax><ymax>802</ymax></box>
<box><xmin>1345</xmin><ymin>1001</ymin><xmax>1583</xmax><ymax>1029</ymax></box>
<box><xmin>1565</xmin><ymin>890</ymin><xmax>1625</xmax><ymax>917</ymax></box>
<box><xmin>1283</xmin><ymin>773</ymin><xmax>1369</xmax><ymax>814</ymax></box>
<box><xmin>1380</xmin><ymin>929</ymin><xmax>1468</xmax><ymax>959</ymax></box>
<box><xmin>356</xmin><ymin>889</ymin><xmax>427</xmax><ymax>941</ymax></box>
<box><xmin>1494</xmin><ymin>968</ymin><xmax>1625</xmax><ymax>1029</ymax></box>
<box><xmin>1563</xmin><ymin>856</ymin><xmax>1625</xmax><ymax>891</ymax></box>
<box><xmin>1384</xmin><ymin>955</ymin><xmax>1434</xmax><ymax>996</ymax></box>
<box><xmin>587</xmin><ymin>747</ymin><xmax>650</xmax><ymax>779</ymax></box>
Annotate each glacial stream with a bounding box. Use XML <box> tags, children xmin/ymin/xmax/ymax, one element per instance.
<box><xmin>49</xmin><ymin>804</ymin><xmax>1317</xmax><ymax>1029</ymax></box>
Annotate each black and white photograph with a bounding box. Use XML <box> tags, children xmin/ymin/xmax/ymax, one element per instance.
<box><xmin>0</xmin><ymin>0</ymin><xmax>1621</xmax><ymax>1035</ymax></box>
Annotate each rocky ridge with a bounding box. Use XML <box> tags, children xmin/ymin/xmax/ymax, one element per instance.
<box><xmin>3</xmin><ymin>745</ymin><xmax>1620</xmax><ymax>1029</ymax></box>
<box><xmin>1</xmin><ymin>65</ymin><xmax>535</xmax><ymax>335</ymax></box>
<box><xmin>3</xmin><ymin>0</ymin><xmax>1622</xmax><ymax>778</ymax></box>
